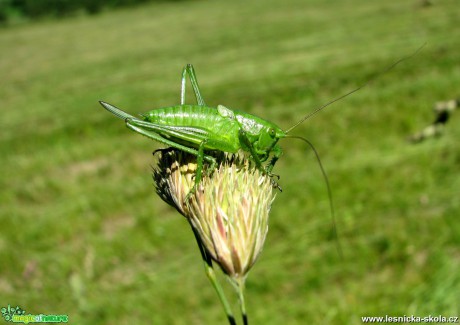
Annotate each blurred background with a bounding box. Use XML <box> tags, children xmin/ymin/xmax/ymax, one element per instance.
<box><xmin>1</xmin><ymin>0</ymin><xmax>459</xmax><ymax>324</ymax></box>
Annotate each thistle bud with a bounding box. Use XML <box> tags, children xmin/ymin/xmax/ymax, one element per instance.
<box><xmin>153</xmin><ymin>149</ymin><xmax>275</xmax><ymax>279</ymax></box>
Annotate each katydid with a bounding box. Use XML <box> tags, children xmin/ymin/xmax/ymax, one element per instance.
<box><xmin>99</xmin><ymin>52</ymin><xmax>419</xmax><ymax>203</ymax></box>
<box><xmin>99</xmin><ymin>55</ymin><xmax>418</xmax><ymax>187</ymax></box>
<box><xmin>99</xmin><ymin>64</ymin><xmax>344</xmax><ymax>256</ymax></box>
<box><xmin>99</xmin><ymin>64</ymin><xmax>327</xmax><ymax>193</ymax></box>
<box><xmin>100</xmin><ymin>48</ymin><xmax>421</xmax><ymax>241</ymax></box>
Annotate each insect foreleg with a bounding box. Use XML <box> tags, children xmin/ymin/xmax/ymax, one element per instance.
<box><xmin>181</xmin><ymin>64</ymin><xmax>206</xmax><ymax>106</ymax></box>
<box><xmin>237</xmin><ymin>129</ymin><xmax>282</xmax><ymax>190</ymax></box>
<box><xmin>265</xmin><ymin>145</ymin><xmax>283</xmax><ymax>174</ymax></box>
<box><xmin>238</xmin><ymin>129</ymin><xmax>265</xmax><ymax>171</ymax></box>
<box><xmin>265</xmin><ymin>145</ymin><xmax>283</xmax><ymax>191</ymax></box>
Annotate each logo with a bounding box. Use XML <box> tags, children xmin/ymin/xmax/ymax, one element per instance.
<box><xmin>1</xmin><ymin>305</ymin><xmax>68</xmax><ymax>324</ymax></box>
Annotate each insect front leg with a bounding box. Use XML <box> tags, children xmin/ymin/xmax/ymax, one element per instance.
<box><xmin>238</xmin><ymin>129</ymin><xmax>265</xmax><ymax>171</ymax></box>
<box><xmin>238</xmin><ymin>129</ymin><xmax>281</xmax><ymax>190</ymax></box>
<box><xmin>265</xmin><ymin>145</ymin><xmax>283</xmax><ymax>191</ymax></box>
<box><xmin>181</xmin><ymin>64</ymin><xmax>206</xmax><ymax>106</ymax></box>
<box><xmin>265</xmin><ymin>145</ymin><xmax>283</xmax><ymax>174</ymax></box>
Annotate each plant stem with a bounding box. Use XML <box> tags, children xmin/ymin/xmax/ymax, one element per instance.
<box><xmin>205</xmin><ymin>263</ymin><xmax>237</xmax><ymax>325</ymax></box>
<box><xmin>191</xmin><ymin>225</ymin><xmax>236</xmax><ymax>325</ymax></box>
<box><xmin>231</xmin><ymin>276</ymin><xmax>248</xmax><ymax>325</ymax></box>
<box><xmin>238</xmin><ymin>279</ymin><xmax>248</xmax><ymax>325</ymax></box>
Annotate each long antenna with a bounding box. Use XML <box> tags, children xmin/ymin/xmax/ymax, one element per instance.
<box><xmin>285</xmin><ymin>43</ymin><xmax>426</xmax><ymax>134</ymax></box>
<box><xmin>285</xmin><ymin>135</ymin><xmax>343</xmax><ymax>258</ymax></box>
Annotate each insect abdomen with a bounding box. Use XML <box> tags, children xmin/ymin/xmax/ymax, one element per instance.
<box><xmin>145</xmin><ymin>105</ymin><xmax>221</xmax><ymax>128</ymax></box>
<box><xmin>144</xmin><ymin>105</ymin><xmax>241</xmax><ymax>152</ymax></box>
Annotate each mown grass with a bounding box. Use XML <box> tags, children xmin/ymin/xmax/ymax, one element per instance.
<box><xmin>1</xmin><ymin>0</ymin><xmax>459</xmax><ymax>324</ymax></box>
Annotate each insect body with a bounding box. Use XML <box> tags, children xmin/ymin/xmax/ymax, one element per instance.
<box><xmin>101</xmin><ymin>45</ymin><xmax>422</xmax><ymax>197</ymax></box>
<box><xmin>99</xmin><ymin>52</ymin><xmax>417</xmax><ymax>199</ymax></box>
<box><xmin>100</xmin><ymin>64</ymin><xmax>287</xmax><ymax>193</ymax></box>
<box><xmin>140</xmin><ymin>104</ymin><xmax>284</xmax><ymax>169</ymax></box>
<box><xmin>100</xmin><ymin>50</ymin><xmax>422</xmax><ymax>269</ymax></box>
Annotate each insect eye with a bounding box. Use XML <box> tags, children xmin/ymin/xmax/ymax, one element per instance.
<box><xmin>269</xmin><ymin>128</ymin><xmax>276</xmax><ymax>137</ymax></box>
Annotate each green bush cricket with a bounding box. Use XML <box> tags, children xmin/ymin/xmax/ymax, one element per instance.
<box><xmin>99</xmin><ymin>63</ymin><xmax>352</xmax><ymax>259</ymax></box>
<box><xmin>100</xmin><ymin>56</ymin><xmax>420</xmax><ymax>191</ymax></box>
<box><xmin>99</xmin><ymin>64</ymin><xmax>335</xmax><ymax>194</ymax></box>
<box><xmin>99</xmin><ymin>49</ymin><xmax>422</xmax><ymax>250</ymax></box>
<box><xmin>100</xmin><ymin>52</ymin><xmax>421</xmax><ymax>191</ymax></box>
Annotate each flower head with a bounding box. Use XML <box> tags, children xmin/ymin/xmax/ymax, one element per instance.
<box><xmin>153</xmin><ymin>149</ymin><xmax>275</xmax><ymax>279</ymax></box>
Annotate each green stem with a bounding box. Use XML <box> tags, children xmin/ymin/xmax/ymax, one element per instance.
<box><xmin>239</xmin><ymin>279</ymin><xmax>248</xmax><ymax>325</ymax></box>
<box><xmin>204</xmin><ymin>263</ymin><xmax>237</xmax><ymax>325</ymax></box>
<box><xmin>190</xmin><ymin>225</ymin><xmax>236</xmax><ymax>325</ymax></box>
<box><xmin>231</xmin><ymin>276</ymin><xmax>248</xmax><ymax>325</ymax></box>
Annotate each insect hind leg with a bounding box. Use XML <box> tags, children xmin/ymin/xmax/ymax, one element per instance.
<box><xmin>126</xmin><ymin>120</ymin><xmax>216</xmax><ymax>192</ymax></box>
<box><xmin>181</xmin><ymin>64</ymin><xmax>206</xmax><ymax>106</ymax></box>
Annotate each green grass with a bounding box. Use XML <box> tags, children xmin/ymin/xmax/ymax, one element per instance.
<box><xmin>1</xmin><ymin>0</ymin><xmax>459</xmax><ymax>324</ymax></box>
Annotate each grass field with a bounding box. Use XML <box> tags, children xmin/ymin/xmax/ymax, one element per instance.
<box><xmin>1</xmin><ymin>0</ymin><xmax>459</xmax><ymax>324</ymax></box>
